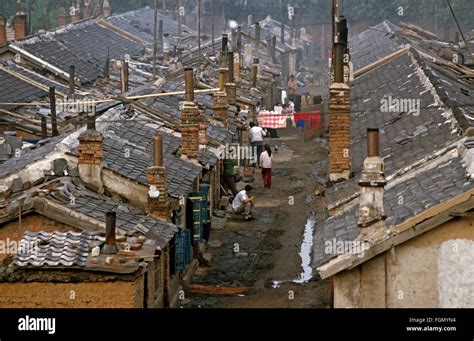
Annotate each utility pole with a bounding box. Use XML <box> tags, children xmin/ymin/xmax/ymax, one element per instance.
<box><xmin>162</xmin><ymin>0</ymin><xmax>166</xmax><ymax>16</ymax></box>
<box><xmin>177</xmin><ymin>0</ymin><xmax>181</xmax><ymax>41</ymax></box>
<box><xmin>445</xmin><ymin>0</ymin><xmax>467</xmax><ymax>46</ymax></box>
<box><xmin>198</xmin><ymin>0</ymin><xmax>202</xmax><ymax>75</ymax></box>
<box><xmin>153</xmin><ymin>0</ymin><xmax>158</xmax><ymax>78</ymax></box>
<box><xmin>211</xmin><ymin>0</ymin><xmax>215</xmax><ymax>56</ymax></box>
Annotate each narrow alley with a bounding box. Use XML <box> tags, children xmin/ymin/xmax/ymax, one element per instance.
<box><xmin>184</xmin><ymin>127</ymin><xmax>331</xmax><ymax>308</ymax></box>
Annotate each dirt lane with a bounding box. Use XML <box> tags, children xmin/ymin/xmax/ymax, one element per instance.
<box><xmin>185</xmin><ymin>127</ymin><xmax>331</xmax><ymax>308</ymax></box>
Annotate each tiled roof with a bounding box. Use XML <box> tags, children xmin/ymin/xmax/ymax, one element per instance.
<box><xmin>0</xmin><ymin>68</ymin><xmax>48</xmax><ymax>104</ymax></box>
<box><xmin>102</xmin><ymin>135</ymin><xmax>201</xmax><ymax>198</ymax></box>
<box><xmin>14</xmin><ymin>231</ymin><xmax>101</xmax><ymax>267</ymax></box>
<box><xmin>14</xmin><ymin>21</ymin><xmax>144</xmax><ymax>83</ymax></box>
<box><xmin>44</xmin><ymin>178</ymin><xmax>178</xmax><ymax>244</ymax></box>
<box><xmin>107</xmin><ymin>7</ymin><xmax>194</xmax><ymax>45</ymax></box>
<box><xmin>350</xmin><ymin>21</ymin><xmax>403</xmax><ymax>71</ymax></box>
<box><xmin>0</xmin><ymin>137</ymin><xmax>62</xmax><ymax>178</ymax></box>
<box><xmin>3</xmin><ymin>61</ymin><xmax>71</xmax><ymax>96</ymax></box>
<box><xmin>313</xmin><ymin>157</ymin><xmax>474</xmax><ymax>267</ymax></box>
<box><xmin>325</xmin><ymin>52</ymin><xmax>460</xmax><ymax>205</ymax></box>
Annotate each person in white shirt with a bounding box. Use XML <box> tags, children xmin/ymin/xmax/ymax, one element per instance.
<box><xmin>232</xmin><ymin>185</ymin><xmax>255</xmax><ymax>220</ymax></box>
<box><xmin>249</xmin><ymin>122</ymin><xmax>266</xmax><ymax>166</ymax></box>
<box><xmin>259</xmin><ymin>144</ymin><xmax>273</xmax><ymax>189</ymax></box>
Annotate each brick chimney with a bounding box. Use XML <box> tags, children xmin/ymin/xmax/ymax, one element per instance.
<box><xmin>13</xmin><ymin>11</ymin><xmax>28</xmax><ymax>40</ymax></box>
<box><xmin>77</xmin><ymin>109</ymin><xmax>104</xmax><ymax>193</ymax></box>
<box><xmin>181</xmin><ymin>67</ymin><xmax>200</xmax><ymax>160</ymax></box>
<box><xmin>58</xmin><ymin>4</ymin><xmax>68</xmax><ymax>26</ymax></box>
<box><xmin>0</xmin><ymin>16</ymin><xmax>7</xmax><ymax>46</ymax></box>
<box><xmin>71</xmin><ymin>0</ymin><xmax>80</xmax><ymax>23</ymax></box>
<box><xmin>329</xmin><ymin>15</ymin><xmax>351</xmax><ymax>182</ymax></box>
<box><xmin>358</xmin><ymin>128</ymin><xmax>386</xmax><ymax>227</ymax></box>
<box><xmin>226</xmin><ymin>51</ymin><xmax>237</xmax><ymax>106</ymax></box>
<box><xmin>147</xmin><ymin>135</ymin><xmax>170</xmax><ymax>220</ymax></box>
<box><xmin>102</xmin><ymin>0</ymin><xmax>111</xmax><ymax>17</ymax></box>
<box><xmin>213</xmin><ymin>68</ymin><xmax>228</xmax><ymax>125</ymax></box>
<box><xmin>83</xmin><ymin>0</ymin><xmax>92</xmax><ymax>20</ymax></box>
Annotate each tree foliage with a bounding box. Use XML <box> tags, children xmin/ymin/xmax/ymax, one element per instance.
<box><xmin>1</xmin><ymin>0</ymin><xmax>472</xmax><ymax>35</ymax></box>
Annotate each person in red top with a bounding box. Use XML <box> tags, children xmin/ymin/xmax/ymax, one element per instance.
<box><xmin>259</xmin><ymin>144</ymin><xmax>273</xmax><ymax>189</ymax></box>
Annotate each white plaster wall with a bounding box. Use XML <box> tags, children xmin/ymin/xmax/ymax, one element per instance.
<box><xmin>438</xmin><ymin>239</ymin><xmax>474</xmax><ymax>308</ymax></box>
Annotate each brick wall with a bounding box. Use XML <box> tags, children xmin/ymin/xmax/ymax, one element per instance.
<box><xmin>329</xmin><ymin>83</ymin><xmax>351</xmax><ymax>181</ymax></box>
<box><xmin>78</xmin><ymin>130</ymin><xmax>103</xmax><ymax>165</ymax></box>
<box><xmin>13</xmin><ymin>15</ymin><xmax>27</xmax><ymax>40</ymax></box>
<box><xmin>226</xmin><ymin>83</ymin><xmax>237</xmax><ymax>106</ymax></box>
<box><xmin>213</xmin><ymin>92</ymin><xmax>228</xmax><ymax>124</ymax></box>
<box><xmin>181</xmin><ymin>102</ymin><xmax>200</xmax><ymax>159</ymax></box>
<box><xmin>199</xmin><ymin>110</ymin><xmax>208</xmax><ymax>146</ymax></box>
<box><xmin>0</xmin><ymin>16</ymin><xmax>6</xmax><ymax>46</ymax></box>
<box><xmin>147</xmin><ymin>166</ymin><xmax>170</xmax><ymax>220</ymax></box>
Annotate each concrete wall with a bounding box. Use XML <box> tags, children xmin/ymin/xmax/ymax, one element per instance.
<box><xmin>0</xmin><ymin>279</ymin><xmax>144</xmax><ymax>308</ymax></box>
<box><xmin>334</xmin><ymin>215</ymin><xmax>474</xmax><ymax>308</ymax></box>
<box><xmin>102</xmin><ymin>169</ymin><xmax>148</xmax><ymax>210</ymax></box>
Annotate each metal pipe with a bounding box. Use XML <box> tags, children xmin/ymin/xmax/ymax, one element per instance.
<box><xmin>87</xmin><ymin>105</ymin><xmax>96</xmax><ymax>130</ymax></box>
<box><xmin>163</xmin><ymin>33</ymin><xmax>170</xmax><ymax>63</ymax></box>
<box><xmin>237</xmin><ymin>25</ymin><xmax>242</xmax><ymax>54</ymax></box>
<box><xmin>184</xmin><ymin>67</ymin><xmax>194</xmax><ymax>102</ymax></box>
<box><xmin>152</xmin><ymin>135</ymin><xmax>163</xmax><ymax>167</ymax></box>
<box><xmin>102</xmin><ymin>211</ymin><xmax>118</xmax><ymax>254</ymax></box>
<box><xmin>271</xmin><ymin>36</ymin><xmax>276</xmax><ymax>63</ymax></box>
<box><xmin>221</xmin><ymin>33</ymin><xmax>228</xmax><ymax>66</ymax></box>
<box><xmin>367</xmin><ymin>128</ymin><xmax>380</xmax><ymax>158</ymax></box>
<box><xmin>158</xmin><ymin>19</ymin><xmax>163</xmax><ymax>49</ymax></box>
<box><xmin>255</xmin><ymin>22</ymin><xmax>260</xmax><ymax>55</ymax></box>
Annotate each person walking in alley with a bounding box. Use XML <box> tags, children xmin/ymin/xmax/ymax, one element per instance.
<box><xmin>288</xmin><ymin>75</ymin><xmax>297</xmax><ymax>96</ymax></box>
<box><xmin>249</xmin><ymin>122</ymin><xmax>266</xmax><ymax>166</ymax></box>
<box><xmin>260</xmin><ymin>144</ymin><xmax>272</xmax><ymax>189</ymax></box>
<box><xmin>232</xmin><ymin>185</ymin><xmax>255</xmax><ymax>221</ymax></box>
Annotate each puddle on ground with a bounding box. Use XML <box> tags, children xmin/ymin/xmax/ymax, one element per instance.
<box><xmin>272</xmin><ymin>215</ymin><xmax>316</xmax><ymax>288</ymax></box>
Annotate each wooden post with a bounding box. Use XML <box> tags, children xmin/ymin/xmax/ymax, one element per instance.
<box><xmin>68</xmin><ymin>65</ymin><xmax>75</xmax><ymax>99</ymax></box>
<box><xmin>41</xmin><ymin>115</ymin><xmax>47</xmax><ymax>138</ymax></box>
<box><xmin>252</xmin><ymin>58</ymin><xmax>258</xmax><ymax>88</ymax></box>
<box><xmin>121</xmin><ymin>60</ymin><xmax>129</xmax><ymax>94</ymax></box>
